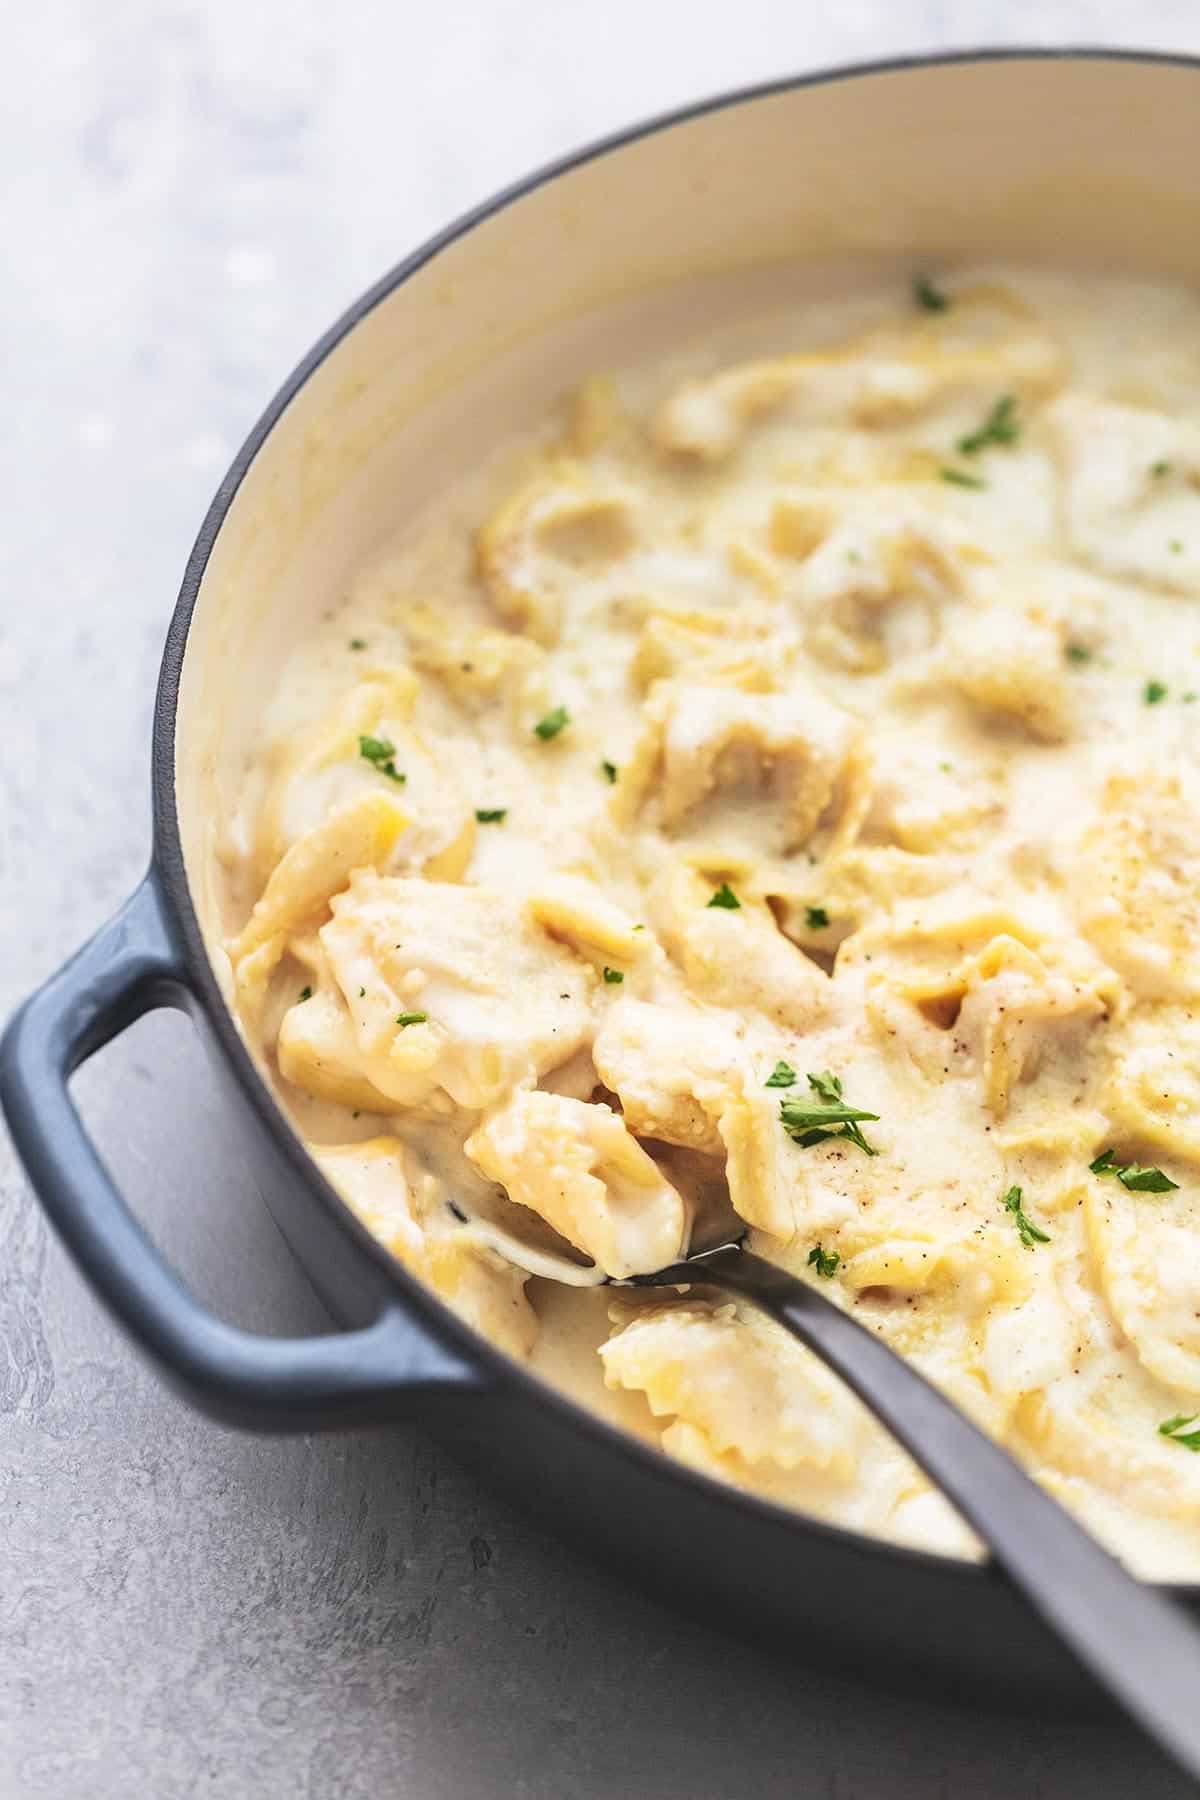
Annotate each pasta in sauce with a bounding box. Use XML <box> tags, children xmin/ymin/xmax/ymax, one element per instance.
<box><xmin>228</xmin><ymin>266</ymin><xmax>1200</xmax><ymax>1576</ymax></box>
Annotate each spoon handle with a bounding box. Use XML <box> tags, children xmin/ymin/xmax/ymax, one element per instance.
<box><xmin>660</xmin><ymin>1244</ymin><xmax>1200</xmax><ymax>1781</ymax></box>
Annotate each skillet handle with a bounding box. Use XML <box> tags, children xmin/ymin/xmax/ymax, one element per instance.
<box><xmin>0</xmin><ymin>871</ymin><xmax>484</xmax><ymax>1429</ymax></box>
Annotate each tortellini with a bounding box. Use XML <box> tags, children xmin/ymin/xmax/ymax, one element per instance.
<box><xmin>592</xmin><ymin>998</ymin><xmax>741</xmax><ymax>1156</ymax></box>
<box><xmin>317</xmin><ymin>872</ymin><xmax>594</xmax><ymax>1110</ymax></box>
<box><xmin>1052</xmin><ymin>394</ymin><xmax>1200</xmax><ymax>594</ymax></box>
<box><xmin>230</xmin><ymin>792</ymin><xmax>409</xmax><ymax>1032</ymax></box>
<box><xmin>403</xmin><ymin>603</ymin><xmax>545</xmax><ymax>713</ymax></box>
<box><xmin>600</xmin><ymin>1303</ymin><xmax>867</xmax><ymax>1475</ymax></box>
<box><xmin>1085</xmin><ymin>1176</ymin><xmax>1200</xmax><ymax>1396</ymax></box>
<box><xmin>650</xmin><ymin>299</ymin><xmax>1064</xmax><ymax>462</ymax></box>
<box><xmin>465</xmin><ymin>1092</ymin><xmax>688</xmax><ymax>1279</ymax></box>
<box><xmin>526</xmin><ymin>872</ymin><xmax>649</xmax><ymax>966</ymax></box>
<box><xmin>650</xmin><ymin>866</ymin><xmax>830</xmax><ymax>1029</ymax></box>
<box><xmin>618</xmin><ymin>674</ymin><xmax>864</xmax><ymax>856</ymax></box>
<box><xmin>1101</xmin><ymin>1010</ymin><xmax>1200</xmax><ymax>1167</ymax></box>
<box><xmin>476</xmin><ymin>462</ymin><xmax>639</xmax><ymax>644</ymax></box>
<box><xmin>252</xmin><ymin>673</ymin><xmax>475</xmax><ymax>885</ymax></box>
<box><xmin>939</xmin><ymin>606</ymin><xmax>1074</xmax><ymax>743</ymax></box>
<box><xmin>1074</xmin><ymin>773</ymin><xmax>1200</xmax><ymax>1002</ymax></box>
<box><xmin>954</xmin><ymin>934</ymin><xmax>1120</xmax><ymax>1117</ymax></box>
<box><xmin>774</xmin><ymin>493</ymin><xmax>979</xmax><ymax>673</ymax></box>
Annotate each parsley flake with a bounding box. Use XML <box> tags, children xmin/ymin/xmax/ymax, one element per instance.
<box><xmin>958</xmin><ymin>394</ymin><xmax>1020</xmax><ymax>456</ymax></box>
<box><xmin>1170</xmin><ymin>539</ymin><xmax>1185</xmax><ymax>554</ymax></box>
<box><xmin>914</xmin><ymin>273</ymin><xmax>949</xmax><ymax>313</ymax></box>
<box><xmin>764</xmin><ymin>1059</ymin><xmax>798</xmax><ymax>1089</ymax></box>
<box><xmin>706</xmin><ymin>882</ymin><xmax>741</xmax><ymax>910</ymax></box>
<box><xmin>475</xmin><ymin>807</ymin><xmax>507</xmax><ymax>823</ymax></box>
<box><xmin>359</xmin><ymin>734</ymin><xmax>406</xmax><ymax>783</ymax></box>
<box><xmin>1151</xmin><ymin>460</ymin><xmax>1171</xmax><ymax>478</ymax></box>
<box><xmin>940</xmin><ymin>467</ymin><xmax>987</xmax><ymax>490</ymax></box>
<box><xmin>297</xmin><ymin>985</ymin><xmax>313</xmax><ymax>1003</ymax></box>
<box><xmin>396</xmin><ymin>1011</ymin><xmax>428</xmax><ymax>1028</ymax></box>
<box><xmin>808</xmin><ymin>1245</ymin><xmax>840</xmax><ymax>1279</ymax></box>
<box><xmin>1001</xmin><ymin>1184</ymin><xmax>1050</xmax><ymax>1248</ymax></box>
<box><xmin>779</xmin><ymin>1070</ymin><xmax>880</xmax><ymax>1157</ymax></box>
<box><xmin>1089</xmin><ymin>1148</ymin><xmax>1178</xmax><ymax>1192</ymax></box>
<box><xmin>805</xmin><ymin>905</ymin><xmax>830</xmax><ymax>930</ymax></box>
<box><xmin>534</xmin><ymin>705</ymin><xmax>570</xmax><ymax>741</ymax></box>
<box><xmin>1066</xmin><ymin>644</ymin><xmax>1091</xmax><ymax>664</ymax></box>
<box><xmin>349</xmin><ymin>637</ymin><xmax>367</xmax><ymax>650</ymax></box>
<box><xmin>602</xmin><ymin>966</ymin><xmax>624</xmax><ymax>984</ymax></box>
<box><xmin>1159</xmin><ymin>1413</ymin><xmax>1200</xmax><ymax>1451</ymax></box>
<box><xmin>1144</xmin><ymin>680</ymin><xmax>1168</xmax><ymax>705</ymax></box>
<box><xmin>601</xmin><ymin>759</ymin><xmax>618</xmax><ymax>784</ymax></box>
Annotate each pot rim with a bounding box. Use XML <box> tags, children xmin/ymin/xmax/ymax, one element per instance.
<box><xmin>150</xmin><ymin>43</ymin><xmax>1200</xmax><ymax>1593</ymax></box>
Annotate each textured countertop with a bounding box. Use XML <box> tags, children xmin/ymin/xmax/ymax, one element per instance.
<box><xmin>5</xmin><ymin>5</ymin><xmax>1200</xmax><ymax>1795</ymax></box>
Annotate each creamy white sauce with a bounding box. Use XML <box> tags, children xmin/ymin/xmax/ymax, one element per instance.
<box><xmin>227</xmin><ymin>264</ymin><xmax>1200</xmax><ymax>1577</ymax></box>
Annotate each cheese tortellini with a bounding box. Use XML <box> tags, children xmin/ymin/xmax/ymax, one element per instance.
<box><xmin>228</xmin><ymin>263</ymin><xmax>1200</xmax><ymax>1579</ymax></box>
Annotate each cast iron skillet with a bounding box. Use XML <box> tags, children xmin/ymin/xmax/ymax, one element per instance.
<box><xmin>4</xmin><ymin>48</ymin><xmax>1200</xmax><ymax>1715</ymax></box>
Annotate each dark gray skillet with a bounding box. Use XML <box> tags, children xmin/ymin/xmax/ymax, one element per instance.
<box><xmin>3</xmin><ymin>44</ymin><xmax>1200</xmax><ymax>1780</ymax></box>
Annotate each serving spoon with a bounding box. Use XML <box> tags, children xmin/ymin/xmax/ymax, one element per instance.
<box><xmin>558</xmin><ymin>1225</ymin><xmax>1200</xmax><ymax>1782</ymax></box>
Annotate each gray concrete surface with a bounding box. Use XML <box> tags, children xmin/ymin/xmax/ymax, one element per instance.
<box><xmin>5</xmin><ymin>4</ymin><xmax>1200</xmax><ymax>1795</ymax></box>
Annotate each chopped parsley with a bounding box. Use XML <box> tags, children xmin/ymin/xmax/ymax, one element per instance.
<box><xmin>1151</xmin><ymin>460</ymin><xmax>1172</xmax><ymax>478</ymax></box>
<box><xmin>940</xmin><ymin>467</ymin><xmax>987</xmax><ymax>490</ymax></box>
<box><xmin>358</xmin><ymin>986</ymin><xmax>366</xmax><ymax>998</ymax></box>
<box><xmin>1186</xmin><ymin>692</ymin><xmax>1198</xmax><ymax>704</ymax></box>
<box><xmin>764</xmin><ymin>1059</ymin><xmax>798</xmax><ymax>1089</ymax></box>
<box><xmin>349</xmin><ymin>637</ymin><xmax>367</xmax><ymax>650</ymax></box>
<box><xmin>359</xmin><ymin>734</ymin><xmax>406</xmax><ymax>783</ymax></box>
<box><xmin>1001</xmin><ymin>1184</ymin><xmax>1050</xmax><ymax>1248</ymax></box>
<box><xmin>475</xmin><ymin>807</ymin><xmax>508</xmax><ymax>823</ymax></box>
<box><xmin>958</xmin><ymin>394</ymin><xmax>1020</xmax><ymax>456</ymax></box>
<box><xmin>1144</xmin><ymin>680</ymin><xmax>1168</xmax><ymax>705</ymax></box>
<box><xmin>1065</xmin><ymin>644</ymin><xmax>1091</xmax><ymax>664</ymax></box>
<box><xmin>805</xmin><ymin>904</ymin><xmax>830</xmax><ymax>930</ymax></box>
<box><xmin>706</xmin><ymin>882</ymin><xmax>741</xmax><ymax>910</ymax></box>
<box><xmin>1089</xmin><ymin>1148</ymin><xmax>1178</xmax><ymax>1193</ymax></box>
<box><xmin>602</xmin><ymin>966</ymin><xmax>624</xmax><ymax>984</ymax></box>
<box><xmin>779</xmin><ymin>1070</ymin><xmax>879</xmax><ymax>1157</ymax></box>
<box><xmin>1170</xmin><ymin>539</ymin><xmax>1185</xmax><ymax>554</ymax></box>
<box><xmin>534</xmin><ymin>705</ymin><xmax>570</xmax><ymax>741</ymax></box>
<box><xmin>1159</xmin><ymin>1413</ymin><xmax>1200</xmax><ymax>1451</ymax></box>
<box><xmin>601</xmin><ymin>759</ymin><xmax>618</xmax><ymax>784</ymax></box>
<box><xmin>395</xmin><ymin>1011</ymin><xmax>428</xmax><ymax>1028</ymax></box>
<box><xmin>913</xmin><ymin>273</ymin><xmax>949</xmax><ymax>313</ymax></box>
<box><xmin>297</xmin><ymin>985</ymin><xmax>313</xmax><ymax>1003</ymax></box>
<box><xmin>808</xmin><ymin>1245</ymin><xmax>841</xmax><ymax>1279</ymax></box>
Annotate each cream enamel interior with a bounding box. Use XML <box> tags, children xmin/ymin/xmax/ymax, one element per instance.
<box><xmin>176</xmin><ymin>58</ymin><xmax>1200</xmax><ymax>1577</ymax></box>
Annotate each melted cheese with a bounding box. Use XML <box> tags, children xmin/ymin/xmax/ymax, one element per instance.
<box><xmin>228</xmin><ymin>265</ymin><xmax>1200</xmax><ymax>1579</ymax></box>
